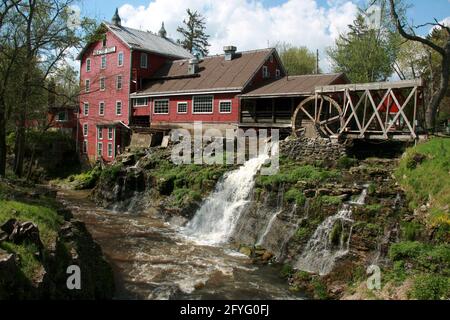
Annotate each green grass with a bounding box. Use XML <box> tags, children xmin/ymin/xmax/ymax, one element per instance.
<box><xmin>395</xmin><ymin>138</ymin><xmax>450</xmax><ymax>227</ymax></box>
<box><xmin>0</xmin><ymin>200</ymin><xmax>63</xmax><ymax>247</ymax></box>
<box><xmin>410</xmin><ymin>274</ymin><xmax>450</xmax><ymax>300</ymax></box>
<box><xmin>285</xmin><ymin>188</ymin><xmax>306</xmax><ymax>206</ymax></box>
<box><xmin>257</xmin><ymin>161</ymin><xmax>340</xmax><ymax>188</ymax></box>
<box><xmin>0</xmin><ymin>183</ymin><xmax>65</xmax><ymax>284</ymax></box>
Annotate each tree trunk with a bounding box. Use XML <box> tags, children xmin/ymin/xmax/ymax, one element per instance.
<box><xmin>425</xmin><ymin>48</ymin><xmax>450</xmax><ymax>131</ymax></box>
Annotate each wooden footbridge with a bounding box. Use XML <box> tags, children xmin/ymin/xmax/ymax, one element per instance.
<box><xmin>292</xmin><ymin>79</ymin><xmax>424</xmax><ymax>141</ymax></box>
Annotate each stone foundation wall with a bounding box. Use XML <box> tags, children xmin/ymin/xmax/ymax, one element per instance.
<box><xmin>280</xmin><ymin>137</ymin><xmax>347</xmax><ymax>163</ymax></box>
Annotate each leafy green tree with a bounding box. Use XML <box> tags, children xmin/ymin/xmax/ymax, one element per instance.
<box><xmin>276</xmin><ymin>42</ymin><xmax>318</xmax><ymax>75</ymax></box>
<box><xmin>389</xmin><ymin>0</ymin><xmax>450</xmax><ymax>131</ymax></box>
<box><xmin>328</xmin><ymin>13</ymin><xmax>397</xmax><ymax>83</ymax></box>
<box><xmin>177</xmin><ymin>9</ymin><xmax>210</xmax><ymax>57</ymax></box>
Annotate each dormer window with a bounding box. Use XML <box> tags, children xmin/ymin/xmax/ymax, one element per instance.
<box><xmin>262</xmin><ymin>66</ymin><xmax>269</xmax><ymax>79</ymax></box>
<box><xmin>276</xmin><ymin>69</ymin><xmax>281</xmax><ymax>79</ymax></box>
<box><xmin>140</xmin><ymin>53</ymin><xmax>148</xmax><ymax>69</ymax></box>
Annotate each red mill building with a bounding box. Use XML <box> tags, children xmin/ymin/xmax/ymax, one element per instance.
<box><xmin>77</xmin><ymin>10</ymin><xmax>348</xmax><ymax>162</ymax></box>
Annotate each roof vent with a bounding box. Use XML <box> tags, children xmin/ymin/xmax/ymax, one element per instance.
<box><xmin>224</xmin><ymin>46</ymin><xmax>237</xmax><ymax>61</ymax></box>
<box><xmin>188</xmin><ymin>58</ymin><xmax>199</xmax><ymax>75</ymax></box>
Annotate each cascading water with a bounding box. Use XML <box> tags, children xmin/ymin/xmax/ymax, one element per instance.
<box><xmin>182</xmin><ymin>150</ymin><xmax>270</xmax><ymax>245</ymax></box>
<box><xmin>295</xmin><ymin>186</ymin><xmax>368</xmax><ymax>276</ymax></box>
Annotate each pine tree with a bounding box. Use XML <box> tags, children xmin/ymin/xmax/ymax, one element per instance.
<box><xmin>177</xmin><ymin>9</ymin><xmax>210</xmax><ymax>57</ymax></box>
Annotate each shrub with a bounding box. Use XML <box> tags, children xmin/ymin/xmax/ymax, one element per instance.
<box><xmin>319</xmin><ymin>195</ymin><xmax>343</xmax><ymax>206</ymax></box>
<box><xmin>285</xmin><ymin>188</ymin><xmax>306</xmax><ymax>206</ymax></box>
<box><xmin>280</xmin><ymin>264</ymin><xmax>294</xmax><ymax>278</ymax></box>
<box><xmin>295</xmin><ymin>227</ymin><xmax>310</xmax><ymax>241</ymax></box>
<box><xmin>337</xmin><ymin>156</ymin><xmax>357</xmax><ymax>169</ymax></box>
<box><xmin>400</xmin><ymin>222</ymin><xmax>424</xmax><ymax>241</ymax></box>
<box><xmin>410</xmin><ymin>274</ymin><xmax>450</xmax><ymax>300</ymax></box>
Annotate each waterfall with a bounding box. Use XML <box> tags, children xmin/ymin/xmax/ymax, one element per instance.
<box><xmin>295</xmin><ymin>186</ymin><xmax>368</xmax><ymax>276</ymax></box>
<box><xmin>182</xmin><ymin>150</ymin><xmax>270</xmax><ymax>246</ymax></box>
<box><xmin>256</xmin><ymin>210</ymin><xmax>281</xmax><ymax>247</ymax></box>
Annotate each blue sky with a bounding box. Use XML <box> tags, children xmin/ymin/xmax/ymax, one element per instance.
<box><xmin>79</xmin><ymin>0</ymin><xmax>450</xmax><ymax>36</ymax></box>
<box><xmin>76</xmin><ymin>0</ymin><xmax>449</xmax><ymax>71</ymax></box>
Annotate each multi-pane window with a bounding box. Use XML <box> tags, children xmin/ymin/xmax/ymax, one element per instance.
<box><xmin>83</xmin><ymin>123</ymin><xmax>88</xmax><ymax>136</ymax></box>
<box><xmin>140</xmin><ymin>53</ymin><xmax>148</xmax><ymax>68</ymax></box>
<box><xmin>98</xmin><ymin>127</ymin><xmax>103</xmax><ymax>140</ymax></box>
<box><xmin>82</xmin><ymin>140</ymin><xmax>88</xmax><ymax>154</ymax></box>
<box><xmin>177</xmin><ymin>102</ymin><xmax>188</xmax><ymax>114</ymax></box>
<box><xmin>56</xmin><ymin>111</ymin><xmax>68</xmax><ymax>122</ymax></box>
<box><xmin>86</xmin><ymin>59</ymin><xmax>91</xmax><ymax>72</ymax></box>
<box><xmin>133</xmin><ymin>98</ymin><xmax>148</xmax><ymax>107</ymax></box>
<box><xmin>269</xmin><ymin>54</ymin><xmax>273</xmax><ymax>63</ymax></box>
<box><xmin>118</xmin><ymin>52</ymin><xmax>124</xmax><ymax>67</ymax></box>
<box><xmin>83</xmin><ymin>103</ymin><xmax>89</xmax><ymax>116</ymax></box>
<box><xmin>219</xmin><ymin>101</ymin><xmax>232</xmax><ymax>113</ymax></box>
<box><xmin>102</xmin><ymin>36</ymin><xmax>107</xmax><ymax>47</ymax></box>
<box><xmin>193</xmin><ymin>96</ymin><xmax>213</xmax><ymax>114</ymax></box>
<box><xmin>101</xmin><ymin>55</ymin><xmax>106</xmax><ymax>69</ymax></box>
<box><xmin>154</xmin><ymin>99</ymin><xmax>169</xmax><ymax>114</ymax></box>
<box><xmin>116</xmin><ymin>75</ymin><xmax>122</xmax><ymax>90</ymax></box>
<box><xmin>116</xmin><ymin>101</ymin><xmax>122</xmax><ymax>115</ymax></box>
<box><xmin>275</xmin><ymin>69</ymin><xmax>281</xmax><ymax>79</ymax></box>
<box><xmin>97</xmin><ymin>142</ymin><xmax>103</xmax><ymax>157</ymax></box>
<box><xmin>262</xmin><ymin>66</ymin><xmax>269</xmax><ymax>79</ymax></box>
<box><xmin>108</xmin><ymin>127</ymin><xmax>113</xmax><ymax>140</ymax></box>
<box><xmin>85</xmin><ymin>79</ymin><xmax>90</xmax><ymax>92</ymax></box>
<box><xmin>107</xmin><ymin>143</ymin><xmax>113</xmax><ymax>158</ymax></box>
<box><xmin>100</xmin><ymin>77</ymin><xmax>106</xmax><ymax>91</ymax></box>
<box><xmin>99</xmin><ymin>102</ymin><xmax>105</xmax><ymax>116</ymax></box>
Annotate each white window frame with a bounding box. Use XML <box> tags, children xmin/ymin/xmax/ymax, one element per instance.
<box><xmin>140</xmin><ymin>53</ymin><xmax>148</xmax><ymax>68</ymax></box>
<box><xmin>99</xmin><ymin>102</ymin><xmax>105</xmax><ymax>116</ymax></box>
<box><xmin>56</xmin><ymin>110</ymin><xmax>68</xmax><ymax>122</ymax></box>
<box><xmin>100</xmin><ymin>77</ymin><xmax>106</xmax><ymax>91</ymax></box>
<box><xmin>107</xmin><ymin>143</ymin><xmax>113</xmax><ymax>158</ymax></box>
<box><xmin>85</xmin><ymin>79</ymin><xmax>90</xmax><ymax>93</ymax></box>
<box><xmin>118</xmin><ymin>52</ymin><xmax>124</xmax><ymax>67</ymax></box>
<box><xmin>262</xmin><ymin>66</ymin><xmax>269</xmax><ymax>79</ymax></box>
<box><xmin>219</xmin><ymin>100</ymin><xmax>232</xmax><ymax>114</ymax></box>
<box><xmin>86</xmin><ymin>58</ymin><xmax>91</xmax><ymax>72</ymax></box>
<box><xmin>97</xmin><ymin>127</ymin><xmax>103</xmax><ymax>140</ymax></box>
<box><xmin>269</xmin><ymin>55</ymin><xmax>273</xmax><ymax>63</ymax></box>
<box><xmin>97</xmin><ymin>142</ymin><xmax>103</xmax><ymax>157</ymax></box>
<box><xmin>82</xmin><ymin>140</ymin><xmax>88</xmax><ymax>154</ymax></box>
<box><xmin>108</xmin><ymin>127</ymin><xmax>114</xmax><ymax>140</ymax></box>
<box><xmin>83</xmin><ymin>123</ymin><xmax>88</xmax><ymax>137</ymax></box>
<box><xmin>133</xmin><ymin>98</ymin><xmax>148</xmax><ymax>107</ymax></box>
<box><xmin>83</xmin><ymin>102</ymin><xmax>89</xmax><ymax>116</ymax></box>
<box><xmin>275</xmin><ymin>69</ymin><xmax>281</xmax><ymax>79</ymax></box>
<box><xmin>192</xmin><ymin>95</ymin><xmax>214</xmax><ymax>114</ymax></box>
<box><xmin>116</xmin><ymin>101</ymin><xmax>122</xmax><ymax>116</ymax></box>
<box><xmin>101</xmin><ymin>55</ymin><xmax>107</xmax><ymax>69</ymax></box>
<box><xmin>153</xmin><ymin>99</ymin><xmax>169</xmax><ymax>114</ymax></box>
<box><xmin>116</xmin><ymin>75</ymin><xmax>122</xmax><ymax>90</ymax></box>
<box><xmin>177</xmin><ymin>102</ymin><xmax>188</xmax><ymax>114</ymax></box>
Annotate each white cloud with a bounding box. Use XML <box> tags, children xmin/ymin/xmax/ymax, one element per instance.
<box><xmin>118</xmin><ymin>0</ymin><xmax>358</xmax><ymax>71</ymax></box>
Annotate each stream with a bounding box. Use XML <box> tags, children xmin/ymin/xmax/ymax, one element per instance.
<box><xmin>57</xmin><ymin>189</ymin><xmax>302</xmax><ymax>300</ymax></box>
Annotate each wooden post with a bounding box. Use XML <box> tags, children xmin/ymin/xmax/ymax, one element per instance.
<box><xmin>413</xmin><ymin>87</ymin><xmax>418</xmax><ymax>134</ymax></box>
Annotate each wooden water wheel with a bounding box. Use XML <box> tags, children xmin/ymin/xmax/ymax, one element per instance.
<box><xmin>292</xmin><ymin>95</ymin><xmax>344</xmax><ymax>138</ymax></box>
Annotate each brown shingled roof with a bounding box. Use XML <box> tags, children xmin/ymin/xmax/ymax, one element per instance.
<box><xmin>133</xmin><ymin>48</ymin><xmax>275</xmax><ymax>96</ymax></box>
<box><xmin>240</xmin><ymin>73</ymin><xmax>348</xmax><ymax>98</ymax></box>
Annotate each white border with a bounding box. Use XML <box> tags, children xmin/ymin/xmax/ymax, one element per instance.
<box><xmin>118</xmin><ymin>51</ymin><xmax>124</xmax><ymax>67</ymax></box>
<box><xmin>153</xmin><ymin>99</ymin><xmax>169</xmax><ymax>115</ymax></box>
<box><xmin>116</xmin><ymin>100</ymin><xmax>122</xmax><ymax>116</ymax></box>
<box><xmin>192</xmin><ymin>95</ymin><xmax>214</xmax><ymax>114</ymax></box>
<box><xmin>177</xmin><ymin>101</ymin><xmax>188</xmax><ymax>114</ymax></box>
<box><xmin>218</xmin><ymin>100</ymin><xmax>232</xmax><ymax>114</ymax></box>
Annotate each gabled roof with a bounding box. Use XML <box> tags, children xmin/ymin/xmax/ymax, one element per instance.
<box><xmin>76</xmin><ymin>22</ymin><xmax>193</xmax><ymax>60</ymax></box>
<box><xmin>132</xmin><ymin>48</ymin><xmax>276</xmax><ymax>97</ymax></box>
<box><xmin>240</xmin><ymin>73</ymin><xmax>349</xmax><ymax>98</ymax></box>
